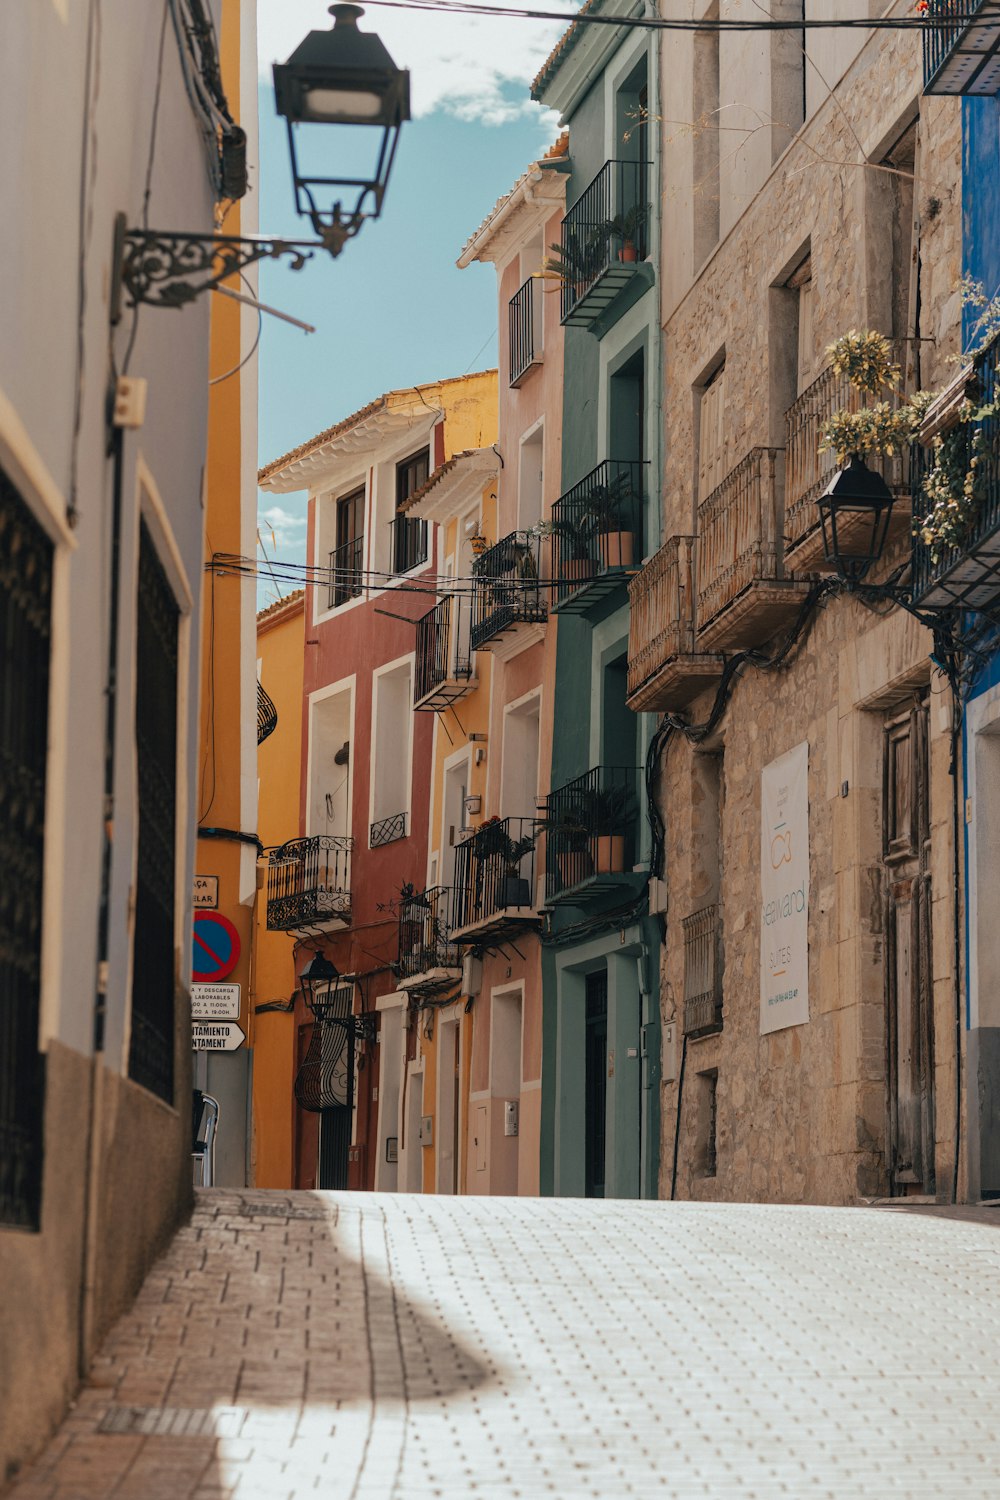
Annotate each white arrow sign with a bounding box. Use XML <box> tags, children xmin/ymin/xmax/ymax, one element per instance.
<box><xmin>192</xmin><ymin>1021</ymin><xmax>246</xmax><ymax>1053</ymax></box>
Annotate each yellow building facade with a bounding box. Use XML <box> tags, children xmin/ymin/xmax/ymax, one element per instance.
<box><xmin>194</xmin><ymin>0</ymin><xmax>259</xmax><ymax>1184</ymax></box>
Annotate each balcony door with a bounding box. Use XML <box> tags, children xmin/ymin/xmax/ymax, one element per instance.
<box><xmin>883</xmin><ymin>695</ymin><xmax>935</xmax><ymax>1195</ymax></box>
<box><xmin>584</xmin><ymin>970</ymin><xmax>608</xmax><ymax>1198</ymax></box>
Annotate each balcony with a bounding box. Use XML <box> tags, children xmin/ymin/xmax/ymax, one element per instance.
<box><xmin>682</xmin><ymin>904</ymin><xmax>723</xmax><ymax>1038</ymax></box>
<box><xmin>551</xmin><ymin>459</ymin><xmax>643</xmax><ymax>615</ymax></box>
<box><xmin>509</xmin><ymin>277</ymin><xmax>543</xmax><ymax>386</ymax></box>
<box><xmin>390</xmin><ymin>513</ymin><xmax>428</xmax><ymax>575</ymax></box>
<box><xmin>328</xmin><ymin>537</ymin><xmax>363</xmax><ymax>610</ymax></box>
<box><xmin>784</xmin><ymin>348</ymin><xmax>912</xmax><ymax>573</ymax></box>
<box><xmin>256</xmin><ymin>680</ymin><xmax>277</xmax><ymax>745</ymax></box>
<box><xmin>626</xmin><ymin>535</ymin><xmax>722</xmax><ymax>712</ymax></box>
<box><xmin>397</xmin><ymin>885</ymin><xmax>462</xmax><ymax>995</ymax></box>
<box><xmin>696</xmin><ymin>446</ymin><xmax>809</xmax><ymax>651</ymax></box>
<box><xmin>451</xmin><ymin>817</ymin><xmax>542</xmax><ymax>945</ymax></box>
<box><xmin>471</xmin><ymin>531</ymin><xmax>547</xmax><ymax>653</ymax></box>
<box><xmin>558</xmin><ymin>159</ymin><xmax>653</xmax><ymax>333</ymax></box>
<box><xmin>266</xmin><ymin>835</ymin><xmax>353</xmax><ymax>932</ymax></box>
<box><xmin>912</xmin><ymin>333</ymin><xmax>1000</xmax><ymax>610</ymax></box>
<box><xmin>414</xmin><ymin>595</ymin><xmax>475</xmax><ymax>711</ymax></box>
<box><xmin>922</xmin><ymin>0</ymin><xmax>1000</xmax><ymax>94</ymax></box>
<box><xmin>544</xmin><ymin>766</ymin><xmax>642</xmax><ymax>904</ymax></box>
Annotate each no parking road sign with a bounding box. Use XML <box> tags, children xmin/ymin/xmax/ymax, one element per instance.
<box><xmin>192</xmin><ymin>911</ymin><xmax>241</xmax><ymax>983</ymax></box>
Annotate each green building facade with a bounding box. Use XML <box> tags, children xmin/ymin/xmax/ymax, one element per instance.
<box><xmin>534</xmin><ymin>0</ymin><xmax>662</xmax><ymax>1200</ymax></box>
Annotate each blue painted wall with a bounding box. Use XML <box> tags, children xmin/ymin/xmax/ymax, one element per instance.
<box><xmin>962</xmin><ymin>96</ymin><xmax>1000</xmax><ymax>350</ymax></box>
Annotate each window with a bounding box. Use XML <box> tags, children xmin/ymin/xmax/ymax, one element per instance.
<box><xmin>392</xmin><ymin>449</ymin><xmax>429</xmax><ymax>573</ymax></box>
<box><xmin>129</xmin><ymin>521</ymin><xmax>180</xmax><ymax>1104</ymax></box>
<box><xmin>518</xmin><ymin>426</ymin><xmax>544</xmax><ymax>533</ymax></box>
<box><xmin>331</xmin><ymin>487</ymin><xmax>364</xmax><ymax>609</ymax></box>
<box><xmin>788</xmin><ymin>256</ymin><xmax>814</xmax><ymax>395</ymax></box>
<box><xmin>370</xmin><ymin>660</ymin><xmax>414</xmax><ymax>842</ymax></box>
<box><xmin>698</xmin><ymin>1070</ymin><xmax>719</xmax><ymax>1177</ymax></box>
<box><xmin>698</xmin><ymin>362</ymin><xmax>727</xmax><ymax>500</ymax></box>
<box><xmin>0</xmin><ymin>463</ymin><xmax>52</xmax><ymax>1228</ymax></box>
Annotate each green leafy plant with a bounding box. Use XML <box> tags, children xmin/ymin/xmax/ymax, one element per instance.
<box><xmin>918</xmin><ymin>398</ymin><xmax>1000</xmax><ymax>563</ymax></box>
<box><xmin>826</xmin><ymin>329</ymin><xmax>901</xmax><ymax>396</ymax></box>
<box><xmin>602</xmin><ymin>201</ymin><xmax>650</xmax><ymax>248</ymax></box>
<box><xmin>473</xmin><ymin>817</ymin><xmax>535</xmax><ymax>874</ymax></box>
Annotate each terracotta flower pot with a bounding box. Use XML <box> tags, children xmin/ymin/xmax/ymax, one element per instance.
<box><xmin>601</xmin><ymin>531</ymin><xmax>634</xmax><ymax>569</ymax></box>
<box><xmin>557</xmin><ymin>849</ymin><xmax>594</xmax><ymax>889</ymax></box>
<box><xmin>561</xmin><ymin>556</ymin><xmax>596</xmax><ymax>585</ymax></box>
<box><xmin>618</xmin><ymin>241</ymin><xmax>638</xmax><ymax>264</ymax></box>
<box><xmin>591</xmin><ymin>834</ymin><xmax>626</xmax><ymax>875</ymax></box>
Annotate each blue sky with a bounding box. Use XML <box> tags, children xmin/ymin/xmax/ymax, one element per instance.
<box><xmin>254</xmin><ymin>3</ymin><xmax>570</xmax><ymax>603</ymax></box>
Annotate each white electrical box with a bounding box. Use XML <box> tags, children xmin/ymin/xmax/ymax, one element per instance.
<box><xmin>419</xmin><ymin>1114</ymin><xmax>433</xmax><ymax>1146</ymax></box>
<box><xmin>663</xmin><ymin>1021</ymin><xmax>678</xmax><ymax>1082</ymax></box>
<box><xmin>504</xmin><ymin>1100</ymin><xmax>519</xmax><ymax>1137</ymax></box>
<box><xmin>462</xmin><ymin>953</ymin><xmax>482</xmax><ymax>996</ymax></box>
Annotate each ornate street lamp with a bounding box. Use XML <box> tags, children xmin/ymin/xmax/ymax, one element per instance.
<box><xmin>294</xmin><ymin>955</ymin><xmax>373</xmax><ymax>1190</ymax></box>
<box><xmin>818</xmin><ymin>455</ymin><xmax>896</xmax><ymax>585</ymax></box>
<box><xmin>274</xmin><ymin>4</ymin><xmax>410</xmax><ymax>256</ymax></box>
<box><xmin>112</xmin><ymin>6</ymin><xmax>409</xmax><ymax>312</ymax></box>
<box><xmin>298</xmin><ymin>953</ymin><xmax>354</xmax><ymax>1022</ymax></box>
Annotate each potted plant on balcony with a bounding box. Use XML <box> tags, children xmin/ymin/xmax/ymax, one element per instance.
<box><xmin>474</xmin><ymin>818</ymin><xmax>536</xmax><ymax>908</ymax></box>
<box><xmin>535</xmin><ymin>515</ymin><xmax>596</xmax><ymax>588</ymax></box>
<box><xmin>579</xmin><ymin>468</ymin><xmax>638</xmax><ymax>570</ymax></box>
<box><xmin>602</xmin><ymin>201</ymin><xmax>650</xmax><ymax>264</ymax></box>
<box><xmin>586</xmin><ymin>780</ymin><xmax>636</xmax><ymax>874</ymax></box>
<box><xmin>535</xmin><ymin>807</ymin><xmax>594</xmax><ymax>889</ymax></box>
<box><xmin>542</xmin><ymin>225</ymin><xmax>604</xmax><ymax>290</ymax></box>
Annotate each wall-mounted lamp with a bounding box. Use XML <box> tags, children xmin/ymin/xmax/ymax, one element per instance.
<box><xmin>112</xmin><ymin>5</ymin><xmax>409</xmax><ymax>314</ymax></box>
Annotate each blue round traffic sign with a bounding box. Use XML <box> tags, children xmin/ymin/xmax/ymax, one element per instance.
<box><xmin>192</xmin><ymin>911</ymin><xmax>241</xmax><ymax>982</ymax></box>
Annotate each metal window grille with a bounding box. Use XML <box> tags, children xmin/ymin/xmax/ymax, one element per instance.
<box><xmin>398</xmin><ymin>885</ymin><xmax>461</xmax><ymax>977</ymax></box>
<box><xmin>543</xmin><ymin>766</ymin><xmax>639</xmax><ymax>901</ymax></box>
<box><xmin>0</xmin><ymin>464</ymin><xmax>52</xmax><ymax>1229</ymax></box>
<box><xmin>266</xmin><ymin>835</ymin><xmax>353</xmax><ymax>930</ymax></box>
<box><xmin>682</xmin><ymin>904</ymin><xmax>723</xmax><ymax>1037</ymax></box>
<box><xmin>370</xmin><ymin>811</ymin><xmax>407</xmax><ymax>847</ymax></box>
<box><xmin>551</xmin><ymin>460</ymin><xmax>643</xmax><ymax>609</ymax></box>
<box><xmin>452</xmin><ymin>817</ymin><xmax>538</xmax><ymax>929</ymax></box>
<box><xmin>509</xmin><ymin>277</ymin><xmax>540</xmax><ymax>386</ymax></box>
<box><xmin>414</xmin><ymin>596</ymin><xmax>473</xmax><ymax>704</ymax></box>
<box><xmin>257</xmin><ymin>680</ymin><xmax>277</xmax><ymax>745</ymax></box>
<box><xmin>129</xmin><ymin>521</ymin><xmax>180</xmax><ymax>1104</ymax></box>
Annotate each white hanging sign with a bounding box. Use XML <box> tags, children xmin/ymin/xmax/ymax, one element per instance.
<box><xmin>760</xmin><ymin>740</ymin><xmax>810</xmax><ymax>1034</ymax></box>
<box><xmin>191</xmin><ymin>983</ymin><xmax>241</xmax><ymax>1020</ymax></box>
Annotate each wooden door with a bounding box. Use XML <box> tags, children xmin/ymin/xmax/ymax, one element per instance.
<box><xmin>698</xmin><ymin>366</ymin><xmax>727</xmax><ymax>501</ymax></box>
<box><xmin>883</xmin><ymin>695</ymin><xmax>935</xmax><ymax>1194</ymax></box>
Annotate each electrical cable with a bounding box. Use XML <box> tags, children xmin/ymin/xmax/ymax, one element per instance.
<box><xmin>362</xmin><ymin>0</ymin><xmax>1000</xmax><ymax>33</ymax></box>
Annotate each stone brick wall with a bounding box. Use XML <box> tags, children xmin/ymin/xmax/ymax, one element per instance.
<box><xmin>654</xmin><ymin>23</ymin><xmax>964</xmax><ymax>1204</ymax></box>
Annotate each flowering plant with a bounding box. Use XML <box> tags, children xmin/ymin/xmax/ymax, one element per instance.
<box><xmin>827</xmin><ymin>329</ymin><xmax>901</xmax><ymax>396</ymax></box>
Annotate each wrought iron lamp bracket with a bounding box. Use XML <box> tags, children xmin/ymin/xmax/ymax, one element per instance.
<box><xmin>111</xmin><ymin>219</ymin><xmax>323</xmax><ymax>316</ymax></box>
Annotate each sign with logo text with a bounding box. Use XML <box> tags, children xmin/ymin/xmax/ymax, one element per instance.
<box><xmin>760</xmin><ymin>740</ymin><xmax>810</xmax><ymax>1034</ymax></box>
<box><xmin>191</xmin><ymin>983</ymin><xmax>240</xmax><ymax>1020</ymax></box>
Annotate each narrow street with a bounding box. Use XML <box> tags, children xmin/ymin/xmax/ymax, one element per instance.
<box><xmin>9</xmin><ymin>1192</ymin><xmax>1000</xmax><ymax>1499</ymax></box>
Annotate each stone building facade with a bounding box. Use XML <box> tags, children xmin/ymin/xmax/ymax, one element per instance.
<box><xmin>630</xmin><ymin>7</ymin><xmax>966</xmax><ymax>1203</ymax></box>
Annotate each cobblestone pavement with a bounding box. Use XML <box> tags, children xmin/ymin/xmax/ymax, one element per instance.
<box><xmin>9</xmin><ymin>1191</ymin><xmax>1000</xmax><ymax>1499</ymax></box>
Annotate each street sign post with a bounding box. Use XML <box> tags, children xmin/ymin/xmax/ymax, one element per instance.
<box><xmin>192</xmin><ymin>1021</ymin><xmax>246</xmax><ymax>1053</ymax></box>
<box><xmin>192</xmin><ymin>911</ymin><xmax>241</xmax><ymax>982</ymax></box>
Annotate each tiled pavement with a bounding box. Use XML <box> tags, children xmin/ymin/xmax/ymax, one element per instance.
<box><xmin>8</xmin><ymin>1190</ymin><xmax>1000</xmax><ymax>1499</ymax></box>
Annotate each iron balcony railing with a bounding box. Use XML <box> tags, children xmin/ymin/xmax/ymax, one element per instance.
<box><xmin>922</xmin><ymin>0</ymin><xmax>1000</xmax><ymax>95</ymax></box>
<box><xmin>682</xmin><ymin>904</ymin><xmax>723</xmax><ymax>1037</ymax></box>
<box><xmin>328</xmin><ymin>536</ymin><xmax>363</xmax><ymax>610</ymax></box>
<box><xmin>266</xmin><ymin>835</ymin><xmax>353</xmax><ymax>930</ymax></box>
<box><xmin>627</xmin><ymin>535</ymin><xmax>697</xmax><ymax>701</ymax></box>
<box><xmin>471</xmin><ymin>531</ymin><xmax>546</xmax><ymax>650</ymax></box>
<box><xmin>784</xmin><ymin>342</ymin><xmax>910</xmax><ymax>556</ymax></box>
<box><xmin>398</xmin><ymin>885</ymin><xmax>462</xmax><ymax>979</ymax></box>
<box><xmin>256</xmin><ymin>680</ymin><xmax>277</xmax><ymax>745</ymax></box>
<box><xmin>453</xmin><ymin>816</ymin><xmax>539</xmax><ymax>929</ymax></box>
<box><xmin>509</xmin><ymin>276</ymin><xmax>542</xmax><ymax>385</ymax></box>
<box><xmin>551</xmin><ymin>459</ymin><xmax>643</xmax><ymax>607</ymax></box>
<box><xmin>912</xmin><ymin>331</ymin><xmax>1000</xmax><ymax>608</ymax></box>
<box><xmin>697</xmin><ymin>447</ymin><xmax>784</xmax><ymax>631</ymax></box>
<box><xmin>414</xmin><ymin>595</ymin><xmax>473</xmax><ymax>704</ymax></box>
<box><xmin>543</xmin><ymin>766</ymin><xmax>640</xmax><ymax>901</ymax></box>
<box><xmin>370</xmin><ymin>811</ymin><xmax>407</xmax><ymax>847</ymax></box>
<box><xmin>559</xmin><ymin>159</ymin><xmax>650</xmax><ymax>323</ymax></box>
<box><xmin>390</xmin><ymin>513</ymin><xmax>428</xmax><ymax>574</ymax></box>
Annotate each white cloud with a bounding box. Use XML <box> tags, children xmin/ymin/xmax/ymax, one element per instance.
<box><xmin>259</xmin><ymin>502</ymin><xmax>307</xmax><ymax>549</ymax></box>
<box><xmin>257</xmin><ymin>0</ymin><xmax>574</xmax><ymax>127</ymax></box>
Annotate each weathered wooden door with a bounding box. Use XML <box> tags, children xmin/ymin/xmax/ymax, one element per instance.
<box><xmin>883</xmin><ymin>695</ymin><xmax>935</xmax><ymax>1194</ymax></box>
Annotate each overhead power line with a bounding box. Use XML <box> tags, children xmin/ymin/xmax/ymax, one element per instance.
<box><xmin>363</xmin><ymin>0</ymin><xmax>990</xmax><ymax>33</ymax></box>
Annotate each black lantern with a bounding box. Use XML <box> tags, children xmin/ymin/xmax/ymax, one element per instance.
<box><xmin>299</xmin><ymin>954</ymin><xmax>354</xmax><ymax>1021</ymax></box>
<box><xmin>818</xmin><ymin>455</ymin><xmax>895</xmax><ymax>586</ymax></box>
<box><xmin>274</xmin><ymin>4</ymin><xmax>410</xmax><ymax>256</ymax></box>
